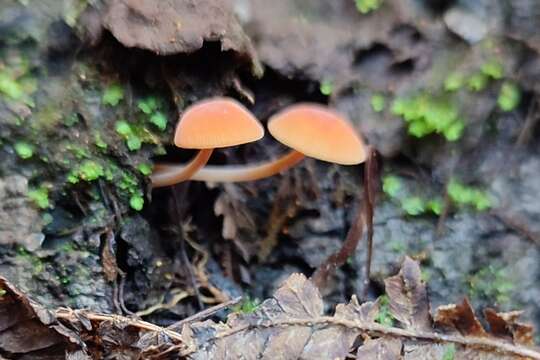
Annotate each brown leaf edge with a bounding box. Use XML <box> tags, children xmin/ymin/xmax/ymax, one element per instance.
<box><xmin>0</xmin><ymin>277</ymin><xmax>86</xmax><ymax>357</ymax></box>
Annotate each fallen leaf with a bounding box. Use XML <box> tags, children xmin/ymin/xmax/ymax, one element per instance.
<box><xmin>484</xmin><ymin>309</ymin><xmax>535</xmax><ymax>346</ymax></box>
<box><xmin>435</xmin><ymin>298</ymin><xmax>487</xmax><ymax>337</ymax></box>
<box><xmin>357</xmin><ymin>338</ymin><xmax>402</xmax><ymax>360</ymax></box>
<box><xmin>384</xmin><ymin>256</ymin><xmax>432</xmax><ymax>331</ymax></box>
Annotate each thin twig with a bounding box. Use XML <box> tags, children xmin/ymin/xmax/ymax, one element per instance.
<box><xmin>169</xmin><ymin>296</ymin><xmax>242</xmax><ymax>331</ymax></box>
<box><xmin>179</xmin><ymin>317</ymin><xmax>540</xmax><ymax>359</ymax></box>
<box><xmin>55</xmin><ymin>308</ymin><xmax>184</xmax><ymax>343</ymax></box>
<box><xmin>363</xmin><ymin>147</ymin><xmax>379</xmax><ymax>299</ymax></box>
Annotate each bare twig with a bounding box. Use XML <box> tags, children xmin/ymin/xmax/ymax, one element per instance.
<box><xmin>310</xmin><ymin>147</ymin><xmax>378</xmax><ymax>293</ymax></box>
<box><xmin>363</xmin><ymin>147</ymin><xmax>379</xmax><ymax>298</ymax></box>
<box><xmin>55</xmin><ymin>308</ymin><xmax>184</xmax><ymax>343</ymax></box>
<box><xmin>179</xmin><ymin>317</ymin><xmax>540</xmax><ymax>359</ymax></box>
<box><xmin>169</xmin><ymin>296</ymin><xmax>242</xmax><ymax>331</ymax></box>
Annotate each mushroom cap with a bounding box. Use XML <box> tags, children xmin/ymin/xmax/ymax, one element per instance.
<box><xmin>175</xmin><ymin>97</ymin><xmax>264</xmax><ymax>149</ymax></box>
<box><xmin>268</xmin><ymin>103</ymin><xmax>366</xmax><ymax>165</ymax></box>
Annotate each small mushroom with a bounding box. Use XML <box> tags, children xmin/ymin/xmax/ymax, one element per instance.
<box><xmin>151</xmin><ymin>97</ymin><xmax>264</xmax><ymax>188</ymax></box>
<box><xmin>152</xmin><ymin>103</ymin><xmax>367</xmax><ymax>183</ymax></box>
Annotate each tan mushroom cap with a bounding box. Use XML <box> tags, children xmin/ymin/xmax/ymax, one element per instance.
<box><xmin>268</xmin><ymin>103</ymin><xmax>366</xmax><ymax>165</ymax></box>
<box><xmin>174</xmin><ymin>97</ymin><xmax>264</xmax><ymax>149</ymax></box>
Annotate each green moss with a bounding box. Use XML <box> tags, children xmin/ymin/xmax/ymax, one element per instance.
<box><xmin>401</xmin><ymin>196</ymin><xmax>425</xmax><ymax>216</ymax></box>
<box><xmin>426</xmin><ymin>198</ymin><xmax>443</xmax><ymax>215</ymax></box>
<box><xmin>78</xmin><ymin>160</ymin><xmax>104</xmax><ymax>181</ymax></box>
<box><xmin>63</xmin><ymin>113</ymin><xmax>79</xmax><ymax>127</ymax></box>
<box><xmin>497</xmin><ymin>82</ymin><xmax>520</xmax><ymax>112</ymax></box>
<box><xmin>28</xmin><ymin>186</ymin><xmax>50</xmax><ymax>209</ymax></box>
<box><xmin>14</xmin><ymin>141</ymin><xmax>34</xmax><ymax>159</ymax></box>
<box><xmin>319</xmin><ymin>80</ymin><xmax>333</xmax><ymax>96</ymax></box>
<box><xmin>102</xmin><ymin>83</ymin><xmax>124</xmax><ymax>106</ymax></box>
<box><xmin>392</xmin><ymin>93</ymin><xmax>465</xmax><ymax>141</ymax></box>
<box><xmin>375</xmin><ymin>295</ymin><xmax>394</xmax><ymax>327</ymax></box>
<box><xmin>137</xmin><ymin>163</ymin><xmax>152</xmax><ymax>176</ymax></box>
<box><xmin>444</xmin><ymin>73</ymin><xmax>464</xmax><ymax>91</ymax></box>
<box><xmin>0</xmin><ymin>71</ymin><xmax>24</xmax><ymax>100</ymax></box>
<box><xmin>467</xmin><ymin>72</ymin><xmax>489</xmax><ymax>92</ymax></box>
<box><xmin>481</xmin><ymin>60</ymin><xmax>504</xmax><ymax>80</ymax></box>
<box><xmin>150</xmin><ymin>111</ymin><xmax>167</xmax><ymax>131</ymax></box>
<box><xmin>468</xmin><ymin>265</ymin><xmax>513</xmax><ymax>304</ymax></box>
<box><xmin>382</xmin><ymin>175</ymin><xmax>401</xmax><ymax>198</ymax></box>
<box><xmin>129</xmin><ymin>194</ymin><xmax>144</xmax><ymax>211</ymax></box>
<box><xmin>137</xmin><ymin>96</ymin><xmax>159</xmax><ymax>114</ymax></box>
<box><xmin>355</xmin><ymin>0</ymin><xmax>382</xmax><ymax>14</ymax></box>
<box><xmin>371</xmin><ymin>93</ymin><xmax>385</xmax><ymax>112</ymax></box>
<box><xmin>232</xmin><ymin>297</ymin><xmax>261</xmax><ymax>314</ymax></box>
<box><xmin>447</xmin><ymin>180</ymin><xmax>491</xmax><ymax>211</ymax></box>
<box><xmin>94</xmin><ymin>132</ymin><xmax>107</xmax><ymax>149</ymax></box>
<box><xmin>115</xmin><ymin>120</ymin><xmax>132</xmax><ymax>136</ymax></box>
<box><xmin>442</xmin><ymin>119</ymin><xmax>465</xmax><ymax>142</ymax></box>
<box><xmin>442</xmin><ymin>344</ymin><xmax>456</xmax><ymax>360</ymax></box>
<box><xmin>115</xmin><ymin>120</ymin><xmax>143</xmax><ymax>151</ymax></box>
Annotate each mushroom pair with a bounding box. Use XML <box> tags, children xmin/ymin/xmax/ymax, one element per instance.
<box><xmin>151</xmin><ymin>98</ymin><xmax>367</xmax><ymax>187</ymax></box>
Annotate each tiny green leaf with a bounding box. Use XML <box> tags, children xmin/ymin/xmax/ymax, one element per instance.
<box><xmin>28</xmin><ymin>187</ymin><xmax>50</xmax><ymax>209</ymax></box>
<box><xmin>481</xmin><ymin>60</ymin><xmax>504</xmax><ymax>80</ymax></box>
<box><xmin>444</xmin><ymin>73</ymin><xmax>464</xmax><ymax>91</ymax></box>
<box><xmin>426</xmin><ymin>198</ymin><xmax>443</xmax><ymax>215</ymax></box>
<box><xmin>137</xmin><ymin>163</ymin><xmax>153</xmax><ymax>176</ymax></box>
<box><xmin>371</xmin><ymin>93</ymin><xmax>385</xmax><ymax>112</ymax></box>
<box><xmin>115</xmin><ymin>120</ymin><xmax>132</xmax><ymax>136</ymax></box>
<box><xmin>497</xmin><ymin>82</ymin><xmax>520</xmax><ymax>112</ymax></box>
<box><xmin>467</xmin><ymin>73</ymin><xmax>489</xmax><ymax>92</ymax></box>
<box><xmin>320</xmin><ymin>80</ymin><xmax>333</xmax><ymax>96</ymax></box>
<box><xmin>130</xmin><ymin>194</ymin><xmax>144</xmax><ymax>211</ymax></box>
<box><xmin>0</xmin><ymin>72</ymin><xmax>24</xmax><ymax>100</ymax></box>
<box><xmin>355</xmin><ymin>0</ymin><xmax>382</xmax><ymax>14</ymax></box>
<box><xmin>79</xmin><ymin>160</ymin><xmax>104</xmax><ymax>181</ymax></box>
<box><xmin>14</xmin><ymin>142</ymin><xmax>34</xmax><ymax>159</ymax></box>
<box><xmin>442</xmin><ymin>344</ymin><xmax>456</xmax><ymax>360</ymax></box>
<box><xmin>137</xmin><ymin>96</ymin><xmax>159</xmax><ymax>114</ymax></box>
<box><xmin>102</xmin><ymin>83</ymin><xmax>124</xmax><ymax>106</ymax></box>
<box><xmin>127</xmin><ymin>135</ymin><xmax>142</xmax><ymax>151</ymax></box>
<box><xmin>382</xmin><ymin>175</ymin><xmax>401</xmax><ymax>198</ymax></box>
<box><xmin>150</xmin><ymin>111</ymin><xmax>167</xmax><ymax>130</ymax></box>
<box><xmin>442</xmin><ymin>119</ymin><xmax>465</xmax><ymax>141</ymax></box>
<box><xmin>401</xmin><ymin>197</ymin><xmax>425</xmax><ymax>216</ymax></box>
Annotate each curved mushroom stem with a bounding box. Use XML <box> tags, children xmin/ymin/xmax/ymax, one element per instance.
<box><xmin>152</xmin><ymin>150</ymin><xmax>305</xmax><ymax>184</ymax></box>
<box><xmin>151</xmin><ymin>149</ymin><xmax>213</xmax><ymax>188</ymax></box>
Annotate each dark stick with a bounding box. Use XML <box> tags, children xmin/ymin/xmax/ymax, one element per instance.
<box><xmin>310</xmin><ymin>149</ymin><xmax>377</xmax><ymax>289</ymax></box>
<box><xmin>362</xmin><ymin>147</ymin><xmax>378</xmax><ymax>299</ymax></box>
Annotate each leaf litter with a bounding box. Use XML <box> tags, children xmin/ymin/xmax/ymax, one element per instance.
<box><xmin>1</xmin><ymin>257</ymin><xmax>539</xmax><ymax>359</ymax></box>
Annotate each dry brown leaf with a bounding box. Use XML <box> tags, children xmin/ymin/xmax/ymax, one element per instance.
<box><xmin>435</xmin><ymin>298</ymin><xmax>487</xmax><ymax>337</ymax></box>
<box><xmin>357</xmin><ymin>338</ymin><xmax>402</xmax><ymax>360</ymax></box>
<box><xmin>182</xmin><ymin>273</ymin><xmax>358</xmax><ymax>359</ymax></box>
<box><xmin>384</xmin><ymin>256</ymin><xmax>432</xmax><ymax>331</ymax></box>
<box><xmin>0</xmin><ymin>276</ymin><xmax>85</xmax><ymax>357</ymax></box>
<box><xmin>484</xmin><ymin>309</ymin><xmax>535</xmax><ymax>346</ymax></box>
<box><xmin>2</xmin><ymin>260</ymin><xmax>540</xmax><ymax>359</ymax></box>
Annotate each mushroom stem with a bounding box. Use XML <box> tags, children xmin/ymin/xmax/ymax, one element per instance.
<box><xmin>151</xmin><ymin>149</ymin><xmax>213</xmax><ymax>188</ymax></box>
<box><xmin>152</xmin><ymin>150</ymin><xmax>305</xmax><ymax>184</ymax></box>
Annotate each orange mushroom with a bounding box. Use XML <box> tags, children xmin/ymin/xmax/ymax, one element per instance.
<box><xmin>152</xmin><ymin>103</ymin><xmax>367</xmax><ymax>183</ymax></box>
<box><xmin>151</xmin><ymin>97</ymin><xmax>264</xmax><ymax>188</ymax></box>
